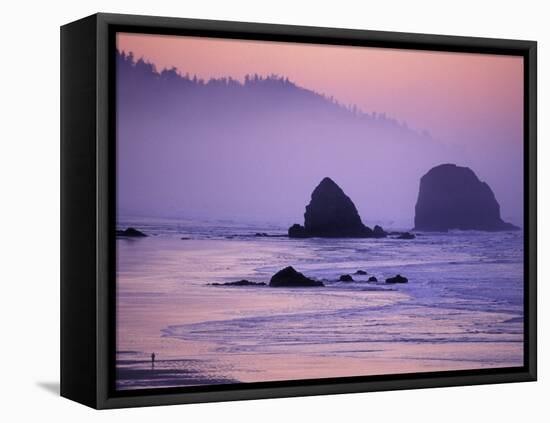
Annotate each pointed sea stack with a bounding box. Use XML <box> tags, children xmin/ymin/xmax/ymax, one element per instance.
<box><xmin>414</xmin><ymin>164</ymin><xmax>519</xmax><ymax>232</ymax></box>
<box><xmin>289</xmin><ymin>177</ymin><xmax>384</xmax><ymax>238</ymax></box>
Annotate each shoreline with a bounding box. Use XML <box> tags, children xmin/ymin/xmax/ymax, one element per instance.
<box><xmin>116</xmin><ymin>232</ymin><xmax>524</xmax><ymax>391</ymax></box>
<box><xmin>116</xmin><ymin>339</ymin><xmax>523</xmax><ymax>390</ymax></box>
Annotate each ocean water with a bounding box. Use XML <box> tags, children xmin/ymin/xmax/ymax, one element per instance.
<box><xmin>115</xmin><ymin>218</ymin><xmax>524</xmax><ymax>390</ymax></box>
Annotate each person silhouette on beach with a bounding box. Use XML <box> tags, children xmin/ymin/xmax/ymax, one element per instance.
<box><xmin>151</xmin><ymin>352</ymin><xmax>156</xmax><ymax>369</ymax></box>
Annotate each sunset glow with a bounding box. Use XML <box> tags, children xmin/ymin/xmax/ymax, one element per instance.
<box><xmin>118</xmin><ymin>32</ymin><xmax>523</xmax><ymax>146</ymax></box>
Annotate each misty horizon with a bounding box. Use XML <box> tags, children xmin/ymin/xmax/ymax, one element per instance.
<box><xmin>116</xmin><ymin>46</ymin><xmax>523</xmax><ymax>228</ymax></box>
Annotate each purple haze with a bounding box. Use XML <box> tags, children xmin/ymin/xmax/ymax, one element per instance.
<box><xmin>116</xmin><ymin>52</ymin><xmax>523</xmax><ymax>229</ymax></box>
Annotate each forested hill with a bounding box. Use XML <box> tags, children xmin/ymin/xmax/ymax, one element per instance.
<box><xmin>117</xmin><ymin>50</ymin><xmax>414</xmax><ymax>131</ymax></box>
<box><xmin>116</xmin><ymin>50</ymin><xmax>456</xmax><ymax>227</ymax></box>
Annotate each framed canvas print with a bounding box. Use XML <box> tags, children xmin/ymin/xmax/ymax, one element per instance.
<box><xmin>60</xmin><ymin>13</ymin><xmax>537</xmax><ymax>409</ymax></box>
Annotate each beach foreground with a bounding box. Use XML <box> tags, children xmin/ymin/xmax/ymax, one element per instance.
<box><xmin>116</xmin><ymin>222</ymin><xmax>523</xmax><ymax>390</ymax></box>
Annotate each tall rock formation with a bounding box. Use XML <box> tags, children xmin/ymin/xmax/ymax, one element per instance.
<box><xmin>414</xmin><ymin>164</ymin><xmax>519</xmax><ymax>231</ymax></box>
<box><xmin>289</xmin><ymin>177</ymin><xmax>384</xmax><ymax>238</ymax></box>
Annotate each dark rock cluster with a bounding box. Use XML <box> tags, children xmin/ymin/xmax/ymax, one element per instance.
<box><xmin>339</xmin><ymin>274</ymin><xmax>354</xmax><ymax>282</ymax></box>
<box><xmin>210</xmin><ymin>280</ymin><xmax>266</xmax><ymax>286</ymax></box>
<box><xmin>116</xmin><ymin>227</ymin><xmax>148</xmax><ymax>237</ymax></box>
<box><xmin>269</xmin><ymin>266</ymin><xmax>324</xmax><ymax>287</ymax></box>
<box><xmin>397</xmin><ymin>232</ymin><xmax>415</xmax><ymax>240</ymax></box>
<box><xmin>385</xmin><ymin>274</ymin><xmax>408</xmax><ymax>284</ymax></box>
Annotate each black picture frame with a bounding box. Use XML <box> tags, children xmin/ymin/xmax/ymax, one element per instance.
<box><xmin>60</xmin><ymin>12</ymin><xmax>537</xmax><ymax>409</ymax></box>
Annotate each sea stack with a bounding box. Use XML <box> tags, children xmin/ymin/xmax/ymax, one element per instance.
<box><xmin>414</xmin><ymin>164</ymin><xmax>519</xmax><ymax>232</ymax></box>
<box><xmin>288</xmin><ymin>177</ymin><xmax>385</xmax><ymax>238</ymax></box>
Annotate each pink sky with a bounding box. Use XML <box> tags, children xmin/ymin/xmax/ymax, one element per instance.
<box><xmin>117</xmin><ymin>32</ymin><xmax>523</xmax><ymax>147</ymax></box>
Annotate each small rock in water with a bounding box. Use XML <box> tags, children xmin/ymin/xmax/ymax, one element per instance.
<box><xmin>368</xmin><ymin>276</ymin><xmax>378</xmax><ymax>282</ymax></box>
<box><xmin>397</xmin><ymin>232</ymin><xmax>415</xmax><ymax>239</ymax></box>
<box><xmin>270</xmin><ymin>266</ymin><xmax>324</xmax><ymax>287</ymax></box>
<box><xmin>116</xmin><ymin>227</ymin><xmax>147</xmax><ymax>237</ymax></box>
<box><xmin>339</xmin><ymin>274</ymin><xmax>354</xmax><ymax>282</ymax></box>
<box><xmin>254</xmin><ymin>232</ymin><xmax>269</xmax><ymax>237</ymax></box>
<box><xmin>288</xmin><ymin>224</ymin><xmax>308</xmax><ymax>238</ymax></box>
<box><xmin>211</xmin><ymin>280</ymin><xmax>266</xmax><ymax>286</ymax></box>
<box><xmin>372</xmin><ymin>225</ymin><xmax>387</xmax><ymax>238</ymax></box>
<box><xmin>355</xmin><ymin>270</ymin><xmax>367</xmax><ymax>275</ymax></box>
<box><xmin>385</xmin><ymin>274</ymin><xmax>408</xmax><ymax>284</ymax></box>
